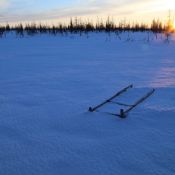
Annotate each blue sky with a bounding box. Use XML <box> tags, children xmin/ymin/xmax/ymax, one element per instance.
<box><xmin>0</xmin><ymin>0</ymin><xmax>175</xmax><ymax>24</ymax></box>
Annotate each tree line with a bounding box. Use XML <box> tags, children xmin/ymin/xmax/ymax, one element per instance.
<box><xmin>0</xmin><ymin>18</ymin><xmax>173</xmax><ymax>37</ymax></box>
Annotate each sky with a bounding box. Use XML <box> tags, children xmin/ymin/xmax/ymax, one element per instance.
<box><xmin>0</xmin><ymin>0</ymin><xmax>175</xmax><ymax>25</ymax></box>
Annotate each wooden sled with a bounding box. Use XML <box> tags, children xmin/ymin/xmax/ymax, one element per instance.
<box><xmin>88</xmin><ymin>85</ymin><xmax>155</xmax><ymax>118</ymax></box>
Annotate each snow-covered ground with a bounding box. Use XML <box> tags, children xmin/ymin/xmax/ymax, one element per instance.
<box><xmin>0</xmin><ymin>32</ymin><xmax>175</xmax><ymax>175</ymax></box>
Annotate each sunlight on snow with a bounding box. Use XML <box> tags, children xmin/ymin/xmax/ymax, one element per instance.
<box><xmin>150</xmin><ymin>58</ymin><xmax>175</xmax><ymax>88</ymax></box>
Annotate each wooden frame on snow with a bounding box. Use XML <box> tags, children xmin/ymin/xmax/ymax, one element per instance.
<box><xmin>88</xmin><ymin>85</ymin><xmax>155</xmax><ymax>118</ymax></box>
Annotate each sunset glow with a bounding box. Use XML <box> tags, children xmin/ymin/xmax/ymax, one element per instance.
<box><xmin>173</xmin><ymin>21</ymin><xmax>175</xmax><ymax>30</ymax></box>
<box><xmin>0</xmin><ymin>0</ymin><xmax>175</xmax><ymax>24</ymax></box>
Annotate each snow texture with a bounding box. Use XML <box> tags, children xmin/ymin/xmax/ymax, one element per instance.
<box><xmin>0</xmin><ymin>32</ymin><xmax>175</xmax><ymax>175</ymax></box>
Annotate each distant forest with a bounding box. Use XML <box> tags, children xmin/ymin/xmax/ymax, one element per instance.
<box><xmin>0</xmin><ymin>17</ymin><xmax>174</xmax><ymax>37</ymax></box>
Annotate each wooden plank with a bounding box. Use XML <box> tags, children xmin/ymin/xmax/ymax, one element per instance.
<box><xmin>109</xmin><ymin>101</ymin><xmax>133</xmax><ymax>107</ymax></box>
<box><xmin>88</xmin><ymin>84</ymin><xmax>133</xmax><ymax>112</ymax></box>
<box><xmin>122</xmin><ymin>88</ymin><xmax>155</xmax><ymax>116</ymax></box>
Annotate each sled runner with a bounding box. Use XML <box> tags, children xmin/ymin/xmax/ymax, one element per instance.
<box><xmin>88</xmin><ymin>85</ymin><xmax>155</xmax><ymax>118</ymax></box>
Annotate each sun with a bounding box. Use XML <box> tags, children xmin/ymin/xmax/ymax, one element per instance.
<box><xmin>168</xmin><ymin>20</ymin><xmax>175</xmax><ymax>32</ymax></box>
<box><xmin>170</xmin><ymin>20</ymin><xmax>175</xmax><ymax>32</ymax></box>
<box><xmin>173</xmin><ymin>21</ymin><xmax>175</xmax><ymax>30</ymax></box>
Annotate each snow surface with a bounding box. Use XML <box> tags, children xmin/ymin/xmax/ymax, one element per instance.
<box><xmin>0</xmin><ymin>32</ymin><xmax>175</xmax><ymax>175</ymax></box>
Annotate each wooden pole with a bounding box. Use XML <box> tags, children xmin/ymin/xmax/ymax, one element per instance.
<box><xmin>89</xmin><ymin>84</ymin><xmax>133</xmax><ymax>112</ymax></box>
